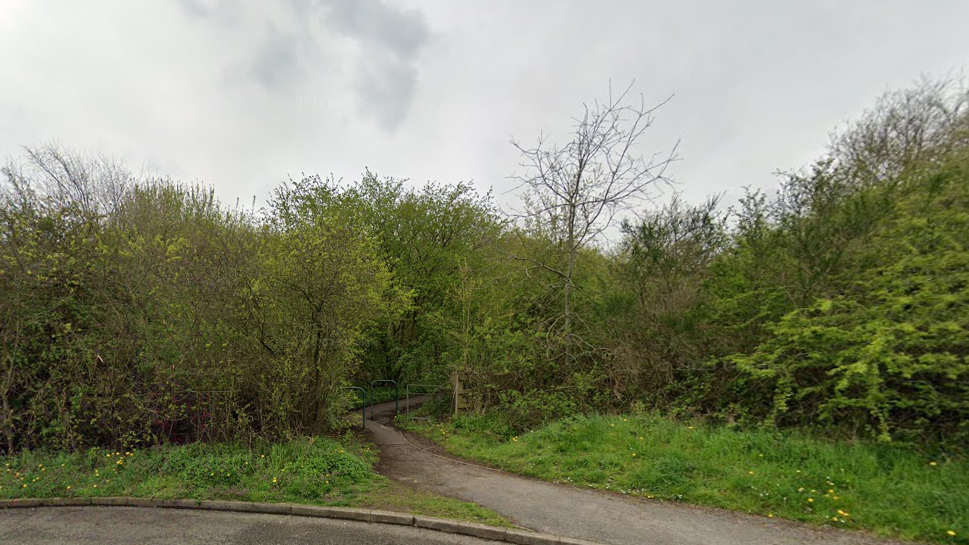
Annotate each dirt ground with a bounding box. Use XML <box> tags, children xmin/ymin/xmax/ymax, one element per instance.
<box><xmin>368</xmin><ymin>399</ymin><xmax>915</xmax><ymax>545</ymax></box>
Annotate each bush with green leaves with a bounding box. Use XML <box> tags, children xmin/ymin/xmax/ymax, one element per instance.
<box><xmin>732</xmin><ymin>152</ymin><xmax>969</xmax><ymax>445</ymax></box>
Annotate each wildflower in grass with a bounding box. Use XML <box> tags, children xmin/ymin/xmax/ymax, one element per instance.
<box><xmin>808</xmin><ymin>498</ymin><xmax>814</xmax><ymax>503</ymax></box>
<box><xmin>768</xmin><ymin>514</ymin><xmax>774</xmax><ymax>518</ymax></box>
<box><xmin>832</xmin><ymin>517</ymin><xmax>838</xmax><ymax>521</ymax></box>
<box><xmin>687</xmin><ymin>426</ymin><xmax>694</xmax><ymax>430</ymax></box>
<box><xmin>947</xmin><ymin>530</ymin><xmax>955</xmax><ymax>536</ymax></box>
<box><xmin>272</xmin><ymin>477</ymin><xmax>277</xmax><ymax>483</ymax></box>
<box><xmin>930</xmin><ymin>462</ymin><xmax>938</xmax><ymax>466</ymax></box>
<box><xmin>748</xmin><ymin>471</ymin><xmax>755</xmax><ymax>475</ymax></box>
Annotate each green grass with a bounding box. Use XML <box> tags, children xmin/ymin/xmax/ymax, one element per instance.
<box><xmin>351</xmin><ymin>479</ymin><xmax>511</xmax><ymax>526</ymax></box>
<box><xmin>399</xmin><ymin>412</ymin><xmax>967</xmax><ymax>544</ymax></box>
<box><xmin>1</xmin><ymin>435</ymin><xmax>377</xmax><ymax>504</ymax></box>
<box><xmin>0</xmin><ymin>432</ymin><xmax>510</xmax><ymax>527</ymax></box>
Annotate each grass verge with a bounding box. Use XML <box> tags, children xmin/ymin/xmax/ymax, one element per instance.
<box><xmin>0</xmin><ymin>432</ymin><xmax>509</xmax><ymax>526</ymax></box>
<box><xmin>399</xmin><ymin>412</ymin><xmax>966</xmax><ymax>544</ymax></box>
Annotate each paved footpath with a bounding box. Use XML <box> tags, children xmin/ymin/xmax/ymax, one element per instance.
<box><xmin>370</xmin><ymin>399</ymin><xmax>914</xmax><ymax>545</ymax></box>
<box><xmin>0</xmin><ymin>506</ymin><xmax>498</xmax><ymax>545</ymax></box>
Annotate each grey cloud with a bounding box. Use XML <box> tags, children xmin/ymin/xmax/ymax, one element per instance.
<box><xmin>318</xmin><ymin>0</ymin><xmax>429</xmax><ymax>131</ymax></box>
<box><xmin>176</xmin><ymin>0</ymin><xmax>242</xmax><ymax>25</ymax></box>
<box><xmin>176</xmin><ymin>0</ymin><xmax>429</xmax><ymax>128</ymax></box>
<box><xmin>250</xmin><ymin>23</ymin><xmax>303</xmax><ymax>91</ymax></box>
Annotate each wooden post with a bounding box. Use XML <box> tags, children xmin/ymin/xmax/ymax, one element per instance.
<box><xmin>452</xmin><ymin>372</ymin><xmax>471</xmax><ymax>417</ymax></box>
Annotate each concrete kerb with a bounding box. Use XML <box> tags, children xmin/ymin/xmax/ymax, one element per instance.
<box><xmin>0</xmin><ymin>498</ymin><xmax>604</xmax><ymax>545</ymax></box>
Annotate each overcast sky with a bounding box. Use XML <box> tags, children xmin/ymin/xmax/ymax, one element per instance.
<box><xmin>2</xmin><ymin>0</ymin><xmax>968</xmax><ymax>213</ymax></box>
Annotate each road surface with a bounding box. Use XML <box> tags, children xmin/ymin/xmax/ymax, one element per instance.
<box><xmin>0</xmin><ymin>506</ymin><xmax>500</xmax><ymax>545</ymax></box>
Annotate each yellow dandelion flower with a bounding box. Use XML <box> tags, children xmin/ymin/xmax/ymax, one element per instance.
<box><xmin>748</xmin><ymin>471</ymin><xmax>755</xmax><ymax>475</ymax></box>
<box><xmin>832</xmin><ymin>517</ymin><xmax>838</xmax><ymax>521</ymax></box>
<box><xmin>272</xmin><ymin>477</ymin><xmax>277</xmax><ymax>483</ymax></box>
<box><xmin>66</xmin><ymin>485</ymin><xmax>71</xmax><ymax>490</ymax></box>
<box><xmin>767</xmin><ymin>514</ymin><xmax>774</xmax><ymax>518</ymax></box>
<box><xmin>930</xmin><ymin>462</ymin><xmax>938</xmax><ymax>466</ymax></box>
<box><xmin>808</xmin><ymin>498</ymin><xmax>814</xmax><ymax>503</ymax></box>
<box><xmin>946</xmin><ymin>530</ymin><xmax>955</xmax><ymax>537</ymax></box>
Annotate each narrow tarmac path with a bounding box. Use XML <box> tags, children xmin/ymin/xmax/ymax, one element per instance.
<box><xmin>367</xmin><ymin>399</ymin><xmax>913</xmax><ymax>545</ymax></box>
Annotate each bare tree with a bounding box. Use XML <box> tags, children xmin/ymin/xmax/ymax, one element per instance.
<box><xmin>829</xmin><ymin>75</ymin><xmax>969</xmax><ymax>184</ymax></box>
<box><xmin>510</xmin><ymin>83</ymin><xmax>678</xmax><ymax>363</ymax></box>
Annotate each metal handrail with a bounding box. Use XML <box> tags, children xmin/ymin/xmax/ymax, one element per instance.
<box><xmin>404</xmin><ymin>383</ymin><xmax>442</xmax><ymax>414</ymax></box>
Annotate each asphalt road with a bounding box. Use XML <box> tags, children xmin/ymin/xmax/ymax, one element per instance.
<box><xmin>0</xmin><ymin>506</ymin><xmax>500</xmax><ymax>545</ymax></box>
